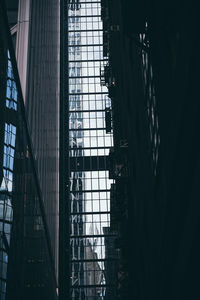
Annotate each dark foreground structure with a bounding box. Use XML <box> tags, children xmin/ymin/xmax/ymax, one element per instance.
<box><xmin>0</xmin><ymin>1</ymin><xmax>57</xmax><ymax>300</ymax></box>
<box><xmin>1</xmin><ymin>0</ymin><xmax>200</xmax><ymax>299</ymax></box>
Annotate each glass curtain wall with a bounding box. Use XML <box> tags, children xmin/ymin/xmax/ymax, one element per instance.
<box><xmin>0</xmin><ymin>48</ymin><xmax>16</xmax><ymax>300</ymax></box>
<box><xmin>0</xmin><ymin>4</ymin><xmax>57</xmax><ymax>299</ymax></box>
<box><xmin>67</xmin><ymin>0</ymin><xmax>116</xmax><ymax>299</ymax></box>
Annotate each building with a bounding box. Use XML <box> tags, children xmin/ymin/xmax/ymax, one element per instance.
<box><xmin>101</xmin><ymin>0</ymin><xmax>200</xmax><ymax>299</ymax></box>
<box><xmin>2</xmin><ymin>1</ymin><xmax>117</xmax><ymax>299</ymax></box>
<box><xmin>1</xmin><ymin>0</ymin><xmax>60</xmax><ymax>285</ymax></box>
<box><xmin>1</xmin><ymin>0</ymin><xmax>200</xmax><ymax>300</ymax></box>
<box><xmin>84</xmin><ymin>239</ymin><xmax>104</xmax><ymax>299</ymax></box>
<box><xmin>0</xmin><ymin>1</ymin><xmax>57</xmax><ymax>299</ymax></box>
<box><xmin>14</xmin><ymin>0</ymin><xmax>60</xmax><ymax>280</ymax></box>
<box><xmin>65</xmin><ymin>1</ymin><xmax>117</xmax><ymax>299</ymax></box>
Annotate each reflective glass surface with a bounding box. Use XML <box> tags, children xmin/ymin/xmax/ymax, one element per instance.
<box><xmin>68</xmin><ymin>1</ymin><xmax>116</xmax><ymax>299</ymax></box>
<box><xmin>0</xmin><ymin>21</ymin><xmax>57</xmax><ymax>299</ymax></box>
<box><xmin>0</xmin><ymin>51</ymin><xmax>17</xmax><ymax>300</ymax></box>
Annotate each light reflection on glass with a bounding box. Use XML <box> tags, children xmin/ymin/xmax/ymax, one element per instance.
<box><xmin>0</xmin><ymin>51</ymin><xmax>17</xmax><ymax>299</ymax></box>
<box><xmin>68</xmin><ymin>1</ymin><xmax>114</xmax><ymax>299</ymax></box>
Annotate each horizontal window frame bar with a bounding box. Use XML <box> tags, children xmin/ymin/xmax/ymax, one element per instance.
<box><xmin>69</xmin><ymin>109</ymin><xmax>105</xmax><ymax>113</ymax></box>
<box><xmin>69</xmin><ymin>127</ymin><xmax>105</xmax><ymax>131</ymax></box>
<box><xmin>69</xmin><ymin>15</ymin><xmax>101</xmax><ymax>19</ymax></box>
<box><xmin>69</xmin><ymin>92</ymin><xmax>107</xmax><ymax>95</ymax></box>
<box><xmin>69</xmin><ymin>75</ymin><xmax>101</xmax><ymax>79</ymax></box>
<box><xmin>69</xmin><ymin>147</ymin><xmax>110</xmax><ymax>150</ymax></box>
<box><xmin>69</xmin><ymin>59</ymin><xmax>106</xmax><ymax>63</ymax></box>
<box><xmin>70</xmin><ymin>188</ymin><xmax>110</xmax><ymax>193</ymax></box>
<box><xmin>0</xmin><ymin>190</ymin><xmax>12</xmax><ymax>196</ymax></box>
<box><xmin>70</xmin><ymin>284</ymin><xmax>115</xmax><ymax>288</ymax></box>
<box><xmin>70</xmin><ymin>258</ymin><xmax>117</xmax><ymax>263</ymax></box>
<box><xmin>70</xmin><ymin>234</ymin><xmax>116</xmax><ymax>239</ymax></box>
<box><xmin>0</xmin><ymin>277</ymin><xmax>6</xmax><ymax>282</ymax></box>
<box><xmin>69</xmin><ymin>44</ymin><xmax>102</xmax><ymax>47</ymax></box>
<box><xmin>69</xmin><ymin>29</ymin><xmax>103</xmax><ymax>33</ymax></box>
<box><xmin>69</xmin><ymin>1</ymin><xmax>101</xmax><ymax>5</ymax></box>
<box><xmin>70</xmin><ymin>189</ymin><xmax>110</xmax><ymax>193</ymax></box>
<box><xmin>0</xmin><ymin>218</ymin><xmax>12</xmax><ymax>224</ymax></box>
<box><xmin>2</xmin><ymin>166</ymin><xmax>14</xmax><ymax>173</ymax></box>
<box><xmin>70</xmin><ymin>211</ymin><xmax>109</xmax><ymax>216</ymax></box>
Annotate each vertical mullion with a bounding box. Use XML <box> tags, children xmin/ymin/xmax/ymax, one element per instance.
<box><xmin>59</xmin><ymin>0</ymin><xmax>70</xmax><ymax>299</ymax></box>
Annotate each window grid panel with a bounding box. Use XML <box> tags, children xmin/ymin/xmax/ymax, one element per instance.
<box><xmin>68</xmin><ymin>2</ymin><xmax>115</xmax><ymax>299</ymax></box>
<box><xmin>0</xmin><ymin>52</ymin><xmax>17</xmax><ymax>299</ymax></box>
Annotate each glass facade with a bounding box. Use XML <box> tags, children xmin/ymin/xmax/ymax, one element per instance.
<box><xmin>0</xmin><ymin>4</ymin><xmax>57</xmax><ymax>299</ymax></box>
<box><xmin>67</xmin><ymin>1</ymin><xmax>116</xmax><ymax>298</ymax></box>
<box><xmin>0</xmin><ymin>50</ymin><xmax>16</xmax><ymax>300</ymax></box>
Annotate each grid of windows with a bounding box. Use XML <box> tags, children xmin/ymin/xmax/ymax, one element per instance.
<box><xmin>68</xmin><ymin>2</ymin><xmax>101</xmax><ymax>18</ymax></box>
<box><xmin>68</xmin><ymin>1</ymin><xmax>116</xmax><ymax>299</ymax></box>
<box><xmin>6</xmin><ymin>52</ymin><xmax>17</xmax><ymax>111</ymax></box>
<box><xmin>0</xmin><ymin>51</ymin><xmax>17</xmax><ymax>300</ymax></box>
<box><xmin>69</xmin><ymin>31</ymin><xmax>103</xmax><ymax>46</ymax></box>
<box><xmin>1</xmin><ymin>16</ymin><xmax>58</xmax><ymax>298</ymax></box>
